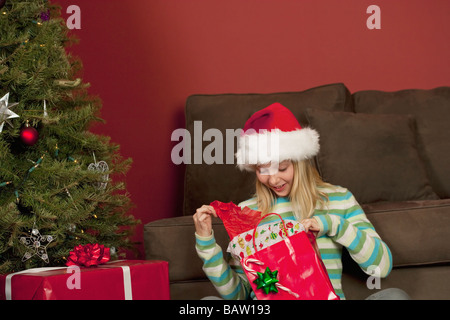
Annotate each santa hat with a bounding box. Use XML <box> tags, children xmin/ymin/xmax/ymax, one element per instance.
<box><xmin>235</xmin><ymin>103</ymin><xmax>320</xmax><ymax>171</ymax></box>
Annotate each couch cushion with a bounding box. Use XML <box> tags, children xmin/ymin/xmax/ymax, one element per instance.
<box><xmin>362</xmin><ymin>199</ymin><xmax>450</xmax><ymax>267</ymax></box>
<box><xmin>305</xmin><ymin>109</ymin><xmax>438</xmax><ymax>204</ymax></box>
<box><xmin>353</xmin><ymin>87</ymin><xmax>450</xmax><ymax>199</ymax></box>
<box><xmin>183</xmin><ymin>83</ymin><xmax>353</xmax><ymax>216</ymax></box>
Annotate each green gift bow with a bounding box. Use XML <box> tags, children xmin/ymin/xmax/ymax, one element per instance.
<box><xmin>254</xmin><ymin>267</ymin><xmax>279</xmax><ymax>294</ymax></box>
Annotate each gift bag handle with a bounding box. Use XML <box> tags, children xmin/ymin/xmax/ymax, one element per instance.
<box><xmin>252</xmin><ymin>213</ymin><xmax>289</xmax><ymax>252</ymax></box>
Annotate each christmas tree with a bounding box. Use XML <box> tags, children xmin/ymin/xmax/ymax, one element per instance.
<box><xmin>0</xmin><ymin>0</ymin><xmax>139</xmax><ymax>273</ymax></box>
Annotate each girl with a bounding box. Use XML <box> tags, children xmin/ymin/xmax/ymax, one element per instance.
<box><xmin>193</xmin><ymin>103</ymin><xmax>408</xmax><ymax>300</ymax></box>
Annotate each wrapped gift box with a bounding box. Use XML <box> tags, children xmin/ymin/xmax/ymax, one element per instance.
<box><xmin>0</xmin><ymin>260</ymin><xmax>169</xmax><ymax>300</ymax></box>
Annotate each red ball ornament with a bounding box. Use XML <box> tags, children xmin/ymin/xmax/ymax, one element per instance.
<box><xmin>20</xmin><ymin>125</ymin><xmax>39</xmax><ymax>146</ymax></box>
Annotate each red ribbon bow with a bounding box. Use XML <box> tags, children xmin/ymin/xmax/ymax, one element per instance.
<box><xmin>66</xmin><ymin>243</ymin><xmax>111</xmax><ymax>267</ymax></box>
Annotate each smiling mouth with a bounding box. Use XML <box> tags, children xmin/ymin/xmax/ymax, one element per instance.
<box><xmin>272</xmin><ymin>183</ymin><xmax>286</xmax><ymax>192</ymax></box>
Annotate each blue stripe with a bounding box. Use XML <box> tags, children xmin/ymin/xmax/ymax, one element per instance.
<box><xmin>205</xmin><ymin>251</ymin><xmax>223</xmax><ymax>264</ymax></box>
<box><xmin>196</xmin><ymin>237</ymin><xmax>216</xmax><ymax>247</ymax></box>
<box><xmin>328</xmin><ymin>192</ymin><xmax>352</xmax><ymax>201</ymax></box>
<box><xmin>360</xmin><ymin>238</ymin><xmax>381</xmax><ymax>268</ymax></box>
<box><xmin>344</xmin><ymin>207</ymin><xmax>364</xmax><ymax>219</ymax></box>
<box><xmin>221</xmin><ymin>283</ymin><xmax>242</xmax><ymax>300</ymax></box>
<box><xmin>317</xmin><ymin>214</ymin><xmax>329</xmax><ymax>233</ymax></box>
<box><xmin>348</xmin><ymin>230</ymin><xmax>363</xmax><ymax>251</ymax></box>
<box><xmin>275</xmin><ymin>197</ymin><xmax>290</xmax><ymax>204</ymax></box>
<box><xmin>233</xmin><ymin>268</ymin><xmax>245</xmax><ymax>274</ymax></box>
<box><xmin>321</xmin><ymin>253</ymin><xmax>341</xmax><ymax>260</ymax></box>
<box><xmin>208</xmin><ymin>267</ymin><xmax>230</xmax><ymax>283</ymax></box>
<box><xmin>386</xmin><ymin>245</ymin><xmax>393</xmax><ymax>275</ymax></box>
<box><xmin>327</xmin><ymin>273</ymin><xmax>342</xmax><ymax>280</ymax></box>
<box><xmin>333</xmin><ymin>215</ymin><xmax>345</xmax><ymax>235</ymax></box>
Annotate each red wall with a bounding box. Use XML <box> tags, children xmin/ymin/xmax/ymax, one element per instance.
<box><xmin>59</xmin><ymin>0</ymin><xmax>450</xmax><ymax>258</ymax></box>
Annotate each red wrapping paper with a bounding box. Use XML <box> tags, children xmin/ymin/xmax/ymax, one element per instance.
<box><xmin>0</xmin><ymin>260</ymin><xmax>169</xmax><ymax>300</ymax></box>
<box><xmin>210</xmin><ymin>200</ymin><xmax>263</xmax><ymax>239</ymax></box>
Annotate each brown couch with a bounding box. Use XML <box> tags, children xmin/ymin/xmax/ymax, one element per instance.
<box><xmin>144</xmin><ymin>83</ymin><xmax>450</xmax><ymax>300</ymax></box>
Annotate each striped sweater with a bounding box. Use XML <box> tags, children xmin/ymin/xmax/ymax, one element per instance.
<box><xmin>195</xmin><ymin>185</ymin><xmax>393</xmax><ymax>300</ymax></box>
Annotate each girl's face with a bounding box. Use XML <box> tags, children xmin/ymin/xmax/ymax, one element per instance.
<box><xmin>256</xmin><ymin>160</ymin><xmax>294</xmax><ymax>197</ymax></box>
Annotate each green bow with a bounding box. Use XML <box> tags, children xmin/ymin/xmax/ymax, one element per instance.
<box><xmin>254</xmin><ymin>267</ymin><xmax>279</xmax><ymax>294</ymax></box>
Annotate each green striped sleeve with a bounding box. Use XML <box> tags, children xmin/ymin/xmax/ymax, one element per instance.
<box><xmin>195</xmin><ymin>232</ymin><xmax>249</xmax><ymax>299</ymax></box>
<box><xmin>314</xmin><ymin>189</ymin><xmax>393</xmax><ymax>278</ymax></box>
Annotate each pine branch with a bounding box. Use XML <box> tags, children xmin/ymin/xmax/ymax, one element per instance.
<box><xmin>0</xmin><ymin>0</ymin><xmax>139</xmax><ymax>273</ymax></box>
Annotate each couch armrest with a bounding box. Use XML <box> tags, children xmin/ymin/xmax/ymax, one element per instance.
<box><xmin>144</xmin><ymin>216</ymin><xmax>230</xmax><ymax>282</ymax></box>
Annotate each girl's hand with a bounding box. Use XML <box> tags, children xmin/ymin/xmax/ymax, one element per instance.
<box><xmin>193</xmin><ymin>205</ymin><xmax>217</xmax><ymax>237</ymax></box>
<box><xmin>300</xmin><ymin>218</ymin><xmax>321</xmax><ymax>233</ymax></box>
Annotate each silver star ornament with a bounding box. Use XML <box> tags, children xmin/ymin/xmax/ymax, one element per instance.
<box><xmin>19</xmin><ymin>223</ymin><xmax>54</xmax><ymax>263</ymax></box>
<box><xmin>0</xmin><ymin>92</ymin><xmax>20</xmax><ymax>133</ymax></box>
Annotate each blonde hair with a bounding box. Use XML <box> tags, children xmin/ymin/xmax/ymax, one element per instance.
<box><xmin>255</xmin><ymin>160</ymin><xmax>330</xmax><ymax>220</ymax></box>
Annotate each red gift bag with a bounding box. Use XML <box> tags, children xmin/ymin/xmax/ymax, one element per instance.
<box><xmin>212</xmin><ymin>200</ymin><xmax>338</xmax><ymax>300</ymax></box>
<box><xmin>243</xmin><ymin>213</ymin><xmax>338</xmax><ymax>300</ymax></box>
